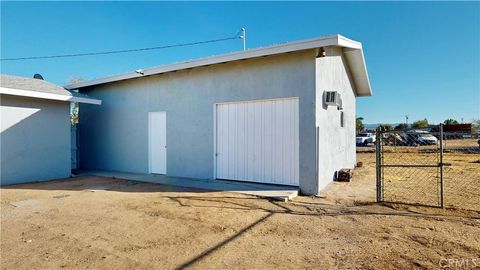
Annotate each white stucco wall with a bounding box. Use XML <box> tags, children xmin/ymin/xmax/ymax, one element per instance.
<box><xmin>315</xmin><ymin>47</ymin><xmax>357</xmax><ymax>192</ymax></box>
<box><xmin>79</xmin><ymin>50</ymin><xmax>319</xmax><ymax>194</ymax></box>
<box><xmin>78</xmin><ymin>47</ymin><xmax>361</xmax><ymax>195</ymax></box>
<box><xmin>0</xmin><ymin>95</ymin><xmax>71</xmax><ymax>185</ymax></box>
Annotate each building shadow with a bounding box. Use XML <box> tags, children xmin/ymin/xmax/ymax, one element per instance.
<box><xmin>167</xmin><ymin>195</ymin><xmax>479</xmax><ymax>269</ymax></box>
<box><xmin>0</xmin><ymin>175</ymin><xmax>214</xmax><ymax>194</ymax></box>
<box><xmin>175</xmin><ymin>212</ymin><xmax>275</xmax><ymax>270</ymax></box>
<box><xmin>1</xmin><ymin>97</ymin><xmax>71</xmax><ymax>185</ymax></box>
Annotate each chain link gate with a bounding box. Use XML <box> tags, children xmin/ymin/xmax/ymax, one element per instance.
<box><xmin>376</xmin><ymin>124</ymin><xmax>480</xmax><ymax>210</ymax></box>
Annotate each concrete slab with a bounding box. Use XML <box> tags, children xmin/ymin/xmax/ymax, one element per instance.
<box><xmin>78</xmin><ymin>170</ymin><xmax>299</xmax><ymax>200</ymax></box>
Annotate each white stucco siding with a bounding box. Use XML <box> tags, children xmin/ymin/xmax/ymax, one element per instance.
<box><xmin>0</xmin><ymin>95</ymin><xmax>71</xmax><ymax>185</ymax></box>
<box><xmin>79</xmin><ymin>50</ymin><xmax>319</xmax><ymax>194</ymax></box>
<box><xmin>315</xmin><ymin>47</ymin><xmax>357</xmax><ymax>191</ymax></box>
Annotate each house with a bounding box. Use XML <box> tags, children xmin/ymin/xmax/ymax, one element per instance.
<box><xmin>0</xmin><ymin>74</ymin><xmax>100</xmax><ymax>185</ymax></box>
<box><xmin>66</xmin><ymin>34</ymin><xmax>372</xmax><ymax>195</ymax></box>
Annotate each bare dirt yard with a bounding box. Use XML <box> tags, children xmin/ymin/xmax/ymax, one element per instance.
<box><xmin>1</xmin><ymin>152</ymin><xmax>479</xmax><ymax>269</ymax></box>
<box><xmin>375</xmin><ymin>137</ymin><xmax>480</xmax><ymax>211</ymax></box>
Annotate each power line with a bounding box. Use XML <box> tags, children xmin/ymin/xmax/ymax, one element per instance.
<box><xmin>1</xmin><ymin>32</ymin><xmax>242</xmax><ymax>61</ymax></box>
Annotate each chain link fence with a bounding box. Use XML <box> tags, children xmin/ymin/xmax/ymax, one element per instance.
<box><xmin>376</xmin><ymin>125</ymin><xmax>480</xmax><ymax>211</ymax></box>
<box><xmin>442</xmin><ymin>132</ymin><xmax>480</xmax><ymax>210</ymax></box>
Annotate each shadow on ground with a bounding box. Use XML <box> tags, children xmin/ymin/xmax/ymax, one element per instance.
<box><xmin>165</xmin><ymin>194</ymin><xmax>480</xmax><ymax>269</ymax></box>
<box><xmin>2</xmin><ymin>175</ymin><xmax>479</xmax><ymax>269</ymax></box>
<box><xmin>1</xmin><ymin>175</ymin><xmax>211</xmax><ymax>193</ymax></box>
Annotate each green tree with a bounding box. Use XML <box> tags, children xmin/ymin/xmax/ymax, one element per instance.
<box><xmin>379</xmin><ymin>124</ymin><xmax>393</xmax><ymax>131</ymax></box>
<box><xmin>69</xmin><ymin>77</ymin><xmax>84</xmax><ymax>125</ymax></box>
<box><xmin>395</xmin><ymin>123</ymin><xmax>408</xmax><ymax>130</ymax></box>
<box><xmin>412</xmin><ymin>118</ymin><xmax>429</xmax><ymax>129</ymax></box>
<box><xmin>356</xmin><ymin>117</ymin><xmax>364</xmax><ymax>132</ymax></box>
<box><xmin>70</xmin><ymin>102</ymin><xmax>79</xmax><ymax>125</ymax></box>
<box><xmin>444</xmin><ymin>119</ymin><xmax>459</xmax><ymax>125</ymax></box>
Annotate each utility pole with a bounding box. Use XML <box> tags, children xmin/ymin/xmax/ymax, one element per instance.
<box><xmin>405</xmin><ymin>115</ymin><xmax>409</xmax><ymax>127</ymax></box>
<box><xmin>239</xmin><ymin>27</ymin><xmax>246</xmax><ymax>51</ymax></box>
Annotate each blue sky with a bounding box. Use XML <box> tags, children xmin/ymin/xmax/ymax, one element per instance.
<box><xmin>1</xmin><ymin>1</ymin><xmax>479</xmax><ymax>124</ymax></box>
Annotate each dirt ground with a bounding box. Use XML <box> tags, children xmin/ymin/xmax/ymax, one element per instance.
<box><xmin>1</xmin><ymin>153</ymin><xmax>479</xmax><ymax>269</ymax></box>
<box><xmin>374</xmin><ymin>138</ymin><xmax>480</xmax><ymax>211</ymax></box>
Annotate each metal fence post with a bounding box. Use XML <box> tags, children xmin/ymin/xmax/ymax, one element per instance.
<box><xmin>439</xmin><ymin>124</ymin><xmax>444</xmax><ymax>208</ymax></box>
<box><xmin>375</xmin><ymin>127</ymin><xmax>382</xmax><ymax>202</ymax></box>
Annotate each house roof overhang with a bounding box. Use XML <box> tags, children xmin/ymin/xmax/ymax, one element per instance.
<box><xmin>65</xmin><ymin>34</ymin><xmax>372</xmax><ymax>97</ymax></box>
<box><xmin>0</xmin><ymin>86</ymin><xmax>102</xmax><ymax>104</ymax></box>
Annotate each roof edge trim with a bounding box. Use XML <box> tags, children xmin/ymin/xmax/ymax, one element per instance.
<box><xmin>65</xmin><ymin>34</ymin><xmax>372</xmax><ymax>96</ymax></box>
<box><xmin>0</xmin><ymin>87</ymin><xmax>102</xmax><ymax>105</ymax></box>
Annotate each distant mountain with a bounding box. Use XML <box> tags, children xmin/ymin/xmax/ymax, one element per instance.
<box><xmin>364</xmin><ymin>123</ymin><xmax>380</xmax><ymax>129</ymax></box>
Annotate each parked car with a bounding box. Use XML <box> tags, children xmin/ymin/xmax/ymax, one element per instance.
<box><xmin>406</xmin><ymin>130</ymin><xmax>438</xmax><ymax>145</ymax></box>
<box><xmin>356</xmin><ymin>133</ymin><xmax>376</xmax><ymax>146</ymax></box>
<box><xmin>384</xmin><ymin>131</ymin><xmax>438</xmax><ymax>146</ymax></box>
<box><xmin>384</xmin><ymin>133</ymin><xmax>408</xmax><ymax>146</ymax></box>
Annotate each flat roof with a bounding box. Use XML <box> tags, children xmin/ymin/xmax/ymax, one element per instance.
<box><xmin>65</xmin><ymin>34</ymin><xmax>372</xmax><ymax>96</ymax></box>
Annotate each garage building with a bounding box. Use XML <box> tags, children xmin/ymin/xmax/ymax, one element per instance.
<box><xmin>66</xmin><ymin>34</ymin><xmax>372</xmax><ymax>195</ymax></box>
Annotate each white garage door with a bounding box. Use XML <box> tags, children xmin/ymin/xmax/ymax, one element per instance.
<box><xmin>215</xmin><ymin>98</ymin><xmax>299</xmax><ymax>186</ymax></box>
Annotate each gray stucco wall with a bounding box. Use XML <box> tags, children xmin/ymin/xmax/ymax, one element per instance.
<box><xmin>315</xmin><ymin>47</ymin><xmax>357</xmax><ymax>192</ymax></box>
<box><xmin>0</xmin><ymin>95</ymin><xmax>71</xmax><ymax>185</ymax></box>
<box><xmin>79</xmin><ymin>50</ymin><xmax>319</xmax><ymax>194</ymax></box>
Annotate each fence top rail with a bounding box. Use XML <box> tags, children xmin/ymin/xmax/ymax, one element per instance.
<box><xmin>375</xmin><ymin>125</ymin><xmax>478</xmax><ymax>136</ymax></box>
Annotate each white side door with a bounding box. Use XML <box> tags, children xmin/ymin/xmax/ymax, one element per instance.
<box><xmin>215</xmin><ymin>98</ymin><xmax>299</xmax><ymax>186</ymax></box>
<box><xmin>149</xmin><ymin>112</ymin><xmax>167</xmax><ymax>174</ymax></box>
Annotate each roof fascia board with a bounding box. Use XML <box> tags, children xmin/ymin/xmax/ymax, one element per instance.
<box><xmin>64</xmin><ymin>34</ymin><xmax>372</xmax><ymax>96</ymax></box>
<box><xmin>342</xmin><ymin>47</ymin><xmax>372</xmax><ymax>96</ymax></box>
<box><xmin>0</xmin><ymin>87</ymin><xmax>102</xmax><ymax>105</ymax></box>
<box><xmin>337</xmin><ymin>35</ymin><xmax>362</xmax><ymax>49</ymax></box>
<box><xmin>65</xmin><ymin>35</ymin><xmax>347</xmax><ymax>90</ymax></box>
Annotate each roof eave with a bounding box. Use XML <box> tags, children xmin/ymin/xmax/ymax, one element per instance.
<box><xmin>342</xmin><ymin>47</ymin><xmax>372</xmax><ymax>97</ymax></box>
<box><xmin>65</xmin><ymin>34</ymin><xmax>372</xmax><ymax>97</ymax></box>
<box><xmin>0</xmin><ymin>87</ymin><xmax>102</xmax><ymax>105</ymax></box>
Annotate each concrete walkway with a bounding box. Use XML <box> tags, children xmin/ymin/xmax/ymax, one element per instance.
<box><xmin>77</xmin><ymin>170</ymin><xmax>299</xmax><ymax>201</ymax></box>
